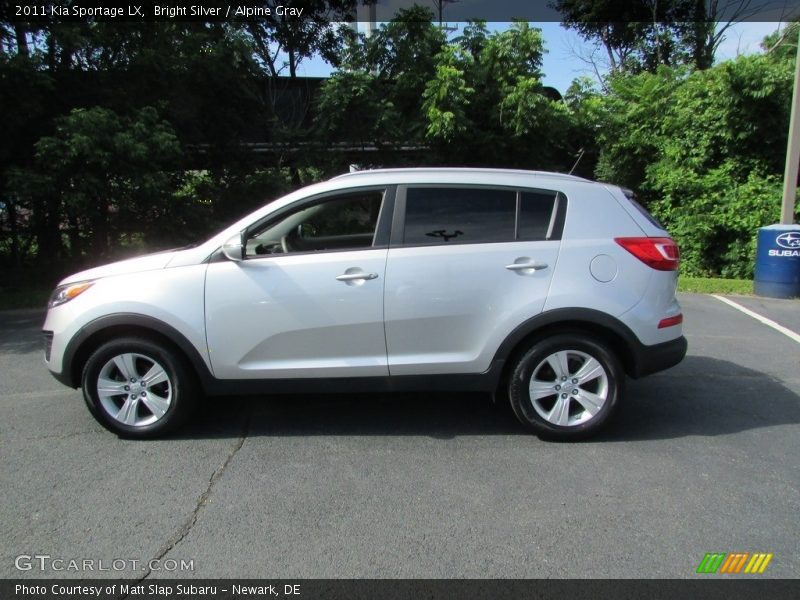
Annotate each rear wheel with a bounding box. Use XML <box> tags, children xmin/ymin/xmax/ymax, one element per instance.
<box><xmin>81</xmin><ymin>337</ymin><xmax>197</xmax><ymax>438</ymax></box>
<box><xmin>508</xmin><ymin>333</ymin><xmax>623</xmax><ymax>440</ymax></box>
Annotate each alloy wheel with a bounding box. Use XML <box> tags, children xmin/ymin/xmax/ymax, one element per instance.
<box><xmin>96</xmin><ymin>353</ymin><xmax>173</xmax><ymax>427</ymax></box>
<box><xmin>528</xmin><ymin>350</ymin><xmax>609</xmax><ymax>427</ymax></box>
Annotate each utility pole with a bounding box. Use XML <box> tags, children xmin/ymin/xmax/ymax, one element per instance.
<box><xmin>780</xmin><ymin>27</ymin><xmax>800</xmax><ymax>224</ymax></box>
<box><xmin>356</xmin><ymin>1</ymin><xmax>377</xmax><ymax>38</ymax></box>
<box><xmin>432</xmin><ymin>0</ymin><xmax>459</xmax><ymax>28</ymax></box>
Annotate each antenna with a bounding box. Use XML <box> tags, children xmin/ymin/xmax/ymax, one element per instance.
<box><xmin>569</xmin><ymin>148</ymin><xmax>585</xmax><ymax>175</ymax></box>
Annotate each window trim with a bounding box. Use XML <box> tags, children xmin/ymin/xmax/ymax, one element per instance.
<box><xmin>391</xmin><ymin>184</ymin><xmax>567</xmax><ymax>249</ymax></box>
<box><xmin>545</xmin><ymin>192</ymin><xmax>560</xmax><ymax>240</ymax></box>
<box><xmin>241</xmin><ymin>185</ymin><xmax>396</xmax><ymax>260</ymax></box>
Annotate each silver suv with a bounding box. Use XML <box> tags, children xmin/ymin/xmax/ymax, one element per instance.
<box><xmin>43</xmin><ymin>168</ymin><xmax>686</xmax><ymax>440</ymax></box>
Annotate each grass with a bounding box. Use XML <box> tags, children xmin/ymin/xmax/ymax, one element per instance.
<box><xmin>678</xmin><ymin>276</ymin><xmax>753</xmax><ymax>295</ymax></box>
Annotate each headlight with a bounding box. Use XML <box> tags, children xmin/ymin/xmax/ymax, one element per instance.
<box><xmin>48</xmin><ymin>281</ymin><xmax>94</xmax><ymax>308</ymax></box>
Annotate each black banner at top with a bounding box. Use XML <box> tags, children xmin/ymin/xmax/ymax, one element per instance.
<box><xmin>1</xmin><ymin>0</ymin><xmax>799</xmax><ymax>23</ymax></box>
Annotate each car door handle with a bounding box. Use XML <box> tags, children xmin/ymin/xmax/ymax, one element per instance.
<box><xmin>336</xmin><ymin>271</ymin><xmax>379</xmax><ymax>282</ymax></box>
<box><xmin>505</xmin><ymin>261</ymin><xmax>548</xmax><ymax>271</ymax></box>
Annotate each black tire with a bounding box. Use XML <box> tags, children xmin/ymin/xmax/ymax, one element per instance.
<box><xmin>508</xmin><ymin>333</ymin><xmax>623</xmax><ymax>440</ymax></box>
<box><xmin>81</xmin><ymin>337</ymin><xmax>198</xmax><ymax>439</ymax></box>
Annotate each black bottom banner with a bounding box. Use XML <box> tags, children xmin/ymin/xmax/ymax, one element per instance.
<box><xmin>2</xmin><ymin>579</ymin><xmax>799</xmax><ymax>600</ymax></box>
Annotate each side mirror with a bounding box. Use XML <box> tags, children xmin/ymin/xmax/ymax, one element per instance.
<box><xmin>221</xmin><ymin>234</ymin><xmax>244</xmax><ymax>262</ymax></box>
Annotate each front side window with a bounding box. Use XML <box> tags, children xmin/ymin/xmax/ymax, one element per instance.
<box><xmin>245</xmin><ymin>191</ymin><xmax>384</xmax><ymax>257</ymax></box>
<box><xmin>403</xmin><ymin>187</ymin><xmax>517</xmax><ymax>245</ymax></box>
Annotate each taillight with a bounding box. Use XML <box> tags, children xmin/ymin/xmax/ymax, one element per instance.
<box><xmin>615</xmin><ymin>237</ymin><xmax>680</xmax><ymax>271</ymax></box>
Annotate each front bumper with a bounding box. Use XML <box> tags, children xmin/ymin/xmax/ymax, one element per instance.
<box><xmin>48</xmin><ymin>366</ymin><xmax>75</xmax><ymax>388</ymax></box>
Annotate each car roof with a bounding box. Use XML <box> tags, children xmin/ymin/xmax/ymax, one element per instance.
<box><xmin>330</xmin><ymin>167</ymin><xmax>592</xmax><ymax>185</ymax></box>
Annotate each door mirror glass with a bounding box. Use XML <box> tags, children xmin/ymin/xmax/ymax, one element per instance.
<box><xmin>221</xmin><ymin>234</ymin><xmax>244</xmax><ymax>262</ymax></box>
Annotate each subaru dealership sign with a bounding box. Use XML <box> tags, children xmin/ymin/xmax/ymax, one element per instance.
<box><xmin>755</xmin><ymin>225</ymin><xmax>800</xmax><ymax>298</ymax></box>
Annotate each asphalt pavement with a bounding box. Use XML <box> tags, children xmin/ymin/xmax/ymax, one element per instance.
<box><xmin>1</xmin><ymin>293</ymin><xmax>798</xmax><ymax>579</ymax></box>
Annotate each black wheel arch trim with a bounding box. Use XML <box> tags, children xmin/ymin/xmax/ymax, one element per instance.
<box><xmin>57</xmin><ymin>313</ymin><xmax>215</xmax><ymax>389</ymax></box>
<box><xmin>492</xmin><ymin>307</ymin><xmax>686</xmax><ymax>379</ymax></box>
<box><xmin>53</xmin><ymin>308</ymin><xmax>686</xmax><ymax>393</ymax></box>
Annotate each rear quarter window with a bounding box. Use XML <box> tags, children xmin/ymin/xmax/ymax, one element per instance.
<box><xmin>519</xmin><ymin>191</ymin><xmax>565</xmax><ymax>241</ymax></box>
<box><xmin>621</xmin><ymin>188</ymin><xmax>665</xmax><ymax>230</ymax></box>
<box><xmin>631</xmin><ymin>200</ymin><xmax>664</xmax><ymax>230</ymax></box>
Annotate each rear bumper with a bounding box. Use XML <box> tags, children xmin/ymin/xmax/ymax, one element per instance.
<box><xmin>630</xmin><ymin>335</ymin><xmax>687</xmax><ymax>378</ymax></box>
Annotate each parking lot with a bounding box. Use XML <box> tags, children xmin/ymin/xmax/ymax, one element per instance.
<box><xmin>1</xmin><ymin>293</ymin><xmax>798</xmax><ymax>579</ymax></box>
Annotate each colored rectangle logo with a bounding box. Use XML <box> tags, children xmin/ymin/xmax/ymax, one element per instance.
<box><xmin>697</xmin><ymin>552</ymin><xmax>773</xmax><ymax>574</ymax></box>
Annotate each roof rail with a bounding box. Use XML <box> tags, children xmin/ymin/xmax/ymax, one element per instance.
<box><xmin>330</xmin><ymin>167</ymin><xmax>591</xmax><ymax>182</ymax></box>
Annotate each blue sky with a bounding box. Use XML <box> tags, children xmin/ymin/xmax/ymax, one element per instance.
<box><xmin>293</xmin><ymin>21</ymin><xmax>783</xmax><ymax>93</ymax></box>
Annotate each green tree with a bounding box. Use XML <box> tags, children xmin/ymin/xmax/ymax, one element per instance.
<box><xmin>553</xmin><ymin>0</ymin><xmax>762</xmax><ymax>73</ymax></box>
<box><xmin>315</xmin><ymin>6</ymin><xmax>445</xmax><ymax>158</ymax></box>
<box><xmin>422</xmin><ymin>44</ymin><xmax>474</xmax><ymax>141</ymax></box>
<box><xmin>19</xmin><ymin>106</ymin><xmax>184</xmax><ymax>260</ymax></box>
<box><xmin>422</xmin><ymin>21</ymin><xmax>578</xmax><ymax>169</ymax></box>
<box><xmin>0</xmin><ymin>47</ymin><xmax>54</xmax><ymax>266</ymax></box>
<box><xmin>646</xmin><ymin>53</ymin><xmax>795</xmax><ymax>276</ymax></box>
<box><xmin>592</xmin><ymin>66</ymin><xmax>682</xmax><ymax>189</ymax></box>
<box><xmin>553</xmin><ymin>0</ymin><xmax>689</xmax><ymax>73</ymax></box>
<box><xmin>319</xmin><ymin>12</ymin><xmax>579</xmax><ymax>170</ymax></box>
<box><xmin>0</xmin><ymin>19</ymin><xmax>273</xmax><ymax>272</ymax></box>
<box><xmin>582</xmin><ymin>36</ymin><xmax>799</xmax><ymax>277</ymax></box>
<box><xmin>243</xmin><ymin>1</ymin><xmax>356</xmax><ymax>77</ymax></box>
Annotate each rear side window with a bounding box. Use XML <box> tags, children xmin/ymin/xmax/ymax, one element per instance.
<box><xmin>403</xmin><ymin>187</ymin><xmax>516</xmax><ymax>245</ymax></box>
<box><xmin>401</xmin><ymin>186</ymin><xmax>566</xmax><ymax>246</ymax></box>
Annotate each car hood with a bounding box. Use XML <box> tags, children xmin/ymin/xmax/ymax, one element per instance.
<box><xmin>59</xmin><ymin>250</ymin><xmax>181</xmax><ymax>285</ymax></box>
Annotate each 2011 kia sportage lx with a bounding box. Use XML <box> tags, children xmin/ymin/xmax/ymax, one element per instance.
<box><xmin>43</xmin><ymin>168</ymin><xmax>687</xmax><ymax>440</ymax></box>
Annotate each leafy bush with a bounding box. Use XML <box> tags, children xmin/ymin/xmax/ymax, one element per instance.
<box><xmin>589</xmin><ymin>50</ymin><xmax>799</xmax><ymax>277</ymax></box>
<box><xmin>650</xmin><ymin>166</ymin><xmax>782</xmax><ymax>277</ymax></box>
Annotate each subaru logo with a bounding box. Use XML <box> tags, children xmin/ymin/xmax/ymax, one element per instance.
<box><xmin>776</xmin><ymin>232</ymin><xmax>800</xmax><ymax>249</ymax></box>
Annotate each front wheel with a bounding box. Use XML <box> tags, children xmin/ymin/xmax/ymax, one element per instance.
<box><xmin>508</xmin><ymin>334</ymin><xmax>623</xmax><ymax>440</ymax></box>
<box><xmin>81</xmin><ymin>337</ymin><xmax>198</xmax><ymax>438</ymax></box>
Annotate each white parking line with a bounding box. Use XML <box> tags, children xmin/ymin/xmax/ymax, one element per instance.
<box><xmin>711</xmin><ymin>295</ymin><xmax>800</xmax><ymax>345</ymax></box>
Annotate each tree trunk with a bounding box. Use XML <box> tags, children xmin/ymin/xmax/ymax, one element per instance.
<box><xmin>600</xmin><ymin>26</ymin><xmax>618</xmax><ymax>73</ymax></box>
<box><xmin>33</xmin><ymin>194</ymin><xmax>64</xmax><ymax>266</ymax></box>
<box><xmin>4</xmin><ymin>187</ymin><xmax>20</xmax><ymax>267</ymax></box>
<box><xmin>14</xmin><ymin>24</ymin><xmax>28</xmax><ymax>57</ymax></box>
<box><xmin>58</xmin><ymin>39</ymin><xmax>73</xmax><ymax>72</ymax></box>
<box><xmin>691</xmin><ymin>1</ymin><xmax>714</xmax><ymax>70</ymax></box>
<box><xmin>65</xmin><ymin>206</ymin><xmax>82</xmax><ymax>260</ymax></box>
<box><xmin>290</xmin><ymin>166</ymin><xmax>301</xmax><ymax>187</ymax></box>
<box><xmin>46</xmin><ymin>26</ymin><xmax>57</xmax><ymax>70</ymax></box>
<box><xmin>248</xmin><ymin>24</ymin><xmax>279</xmax><ymax>77</ymax></box>
<box><xmin>90</xmin><ymin>201</ymin><xmax>110</xmax><ymax>258</ymax></box>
